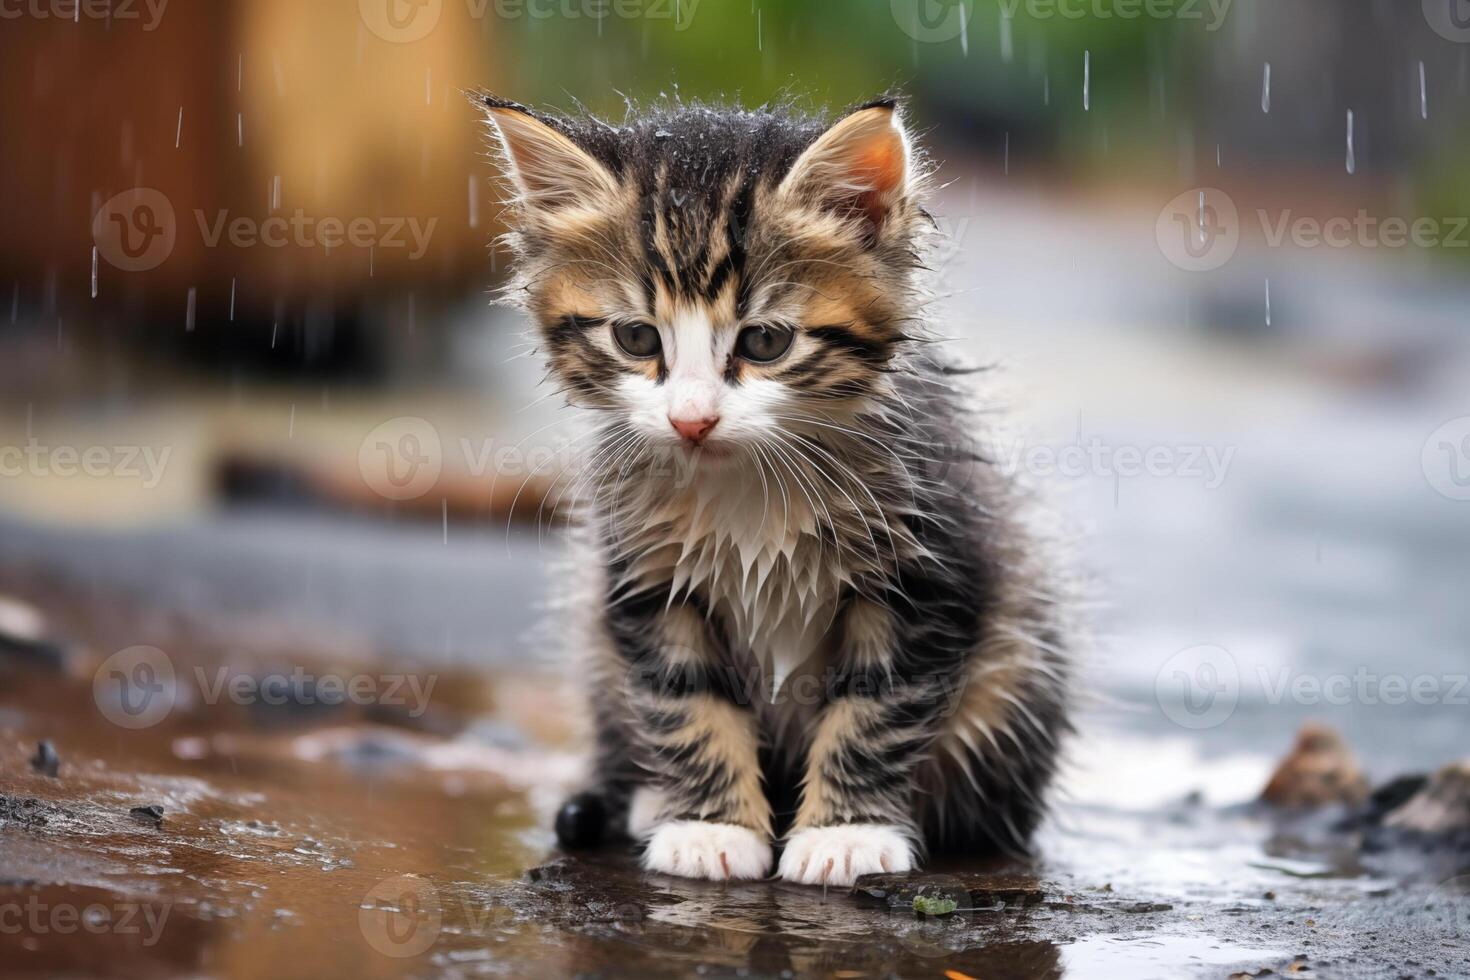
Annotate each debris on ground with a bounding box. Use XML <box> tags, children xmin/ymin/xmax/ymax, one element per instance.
<box><xmin>1260</xmin><ymin>723</ymin><xmax>1369</xmax><ymax>808</ymax></box>
<box><xmin>28</xmin><ymin>740</ymin><xmax>59</xmax><ymax>777</ymax></box>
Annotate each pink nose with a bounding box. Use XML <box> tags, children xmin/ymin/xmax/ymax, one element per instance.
<box><xmin>670</xmin><ymin>416</ymin><xmax>719</xmax><ymax>444</ymax></box>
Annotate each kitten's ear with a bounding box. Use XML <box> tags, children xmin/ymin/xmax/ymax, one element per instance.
<box><xmin>482</xmin><ymin>97</ymin><xmax>619</xmax><ymax>211</ymax></box>
<box><xmin>778</xmin><ymin>102</ymin><xmax>912</xmax><ymax>240</ymax></box>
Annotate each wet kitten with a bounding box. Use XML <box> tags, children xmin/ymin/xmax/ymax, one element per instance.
<box><xmin>481</xmin><ymin>94</ymin><xmax>1072</xmax><ymax>886</ymax></box>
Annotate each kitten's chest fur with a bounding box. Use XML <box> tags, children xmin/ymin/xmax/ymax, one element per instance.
<box><xmin>611</xmin><ymin>464</ymin><xmax>860</xmax><ymax>697</ymax></box>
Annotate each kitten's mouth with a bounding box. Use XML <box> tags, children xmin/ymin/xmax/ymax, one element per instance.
<box><xmin>678</xmin><ymin>441</ymin><xmax>737</xmax><ymax>462</ymax></box>
<box><xmin>673</xmin><ymin>437</ymin><xmax>740</xmax><ymax>467</ymax></box>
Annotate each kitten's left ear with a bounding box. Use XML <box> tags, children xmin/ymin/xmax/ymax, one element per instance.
<box><xmin>481</xmin><ymin>95</ymin><xmax>620</xmax><ymax>212</ymax></box>
<box><xmin>777</xmin><ymin>101</ymin><xmax>913</xmax><ymax>241</ymax></box>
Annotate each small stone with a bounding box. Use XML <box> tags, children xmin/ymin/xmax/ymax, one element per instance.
<box><xmin>130</xmin><ymin>805</ymin><xmax>165</xmax><ymax>826</ymax></box>
<box><xmin>1260</xmin><ymin>723</ymin><xmax>1369</xmax><ymax>808</ymax></box>
<box><xmin>1384</xmin><ymin>759</ymin><xmax>1470</xmax><ymax>834</ymax></box>
<box><xmin>29</xmin><ymin>741</ymin><xmax>59</xmax><ymax>778</ymax></box>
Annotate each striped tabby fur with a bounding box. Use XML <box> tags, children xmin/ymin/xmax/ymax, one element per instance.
<box><xmin>481</xmin><ymin>93</ymin><xmax>1072</xmax><ymax>886</ymax></box>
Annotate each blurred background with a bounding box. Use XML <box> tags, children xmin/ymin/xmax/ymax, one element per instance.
<box><xmin>2</xmin><ymin>1</ymin><xmax>1469</xmax><ymax>975</ymax></box>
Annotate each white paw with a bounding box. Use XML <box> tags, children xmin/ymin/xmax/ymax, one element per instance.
<box><xmin>642</xmin><ymin>821</ymin><xmax>772</xmax><ymax>881</ymax></box>
<box><xmin>777</xmin><ymin>824</ymin><xmax>915</xmax><ymax>887</ymax></box>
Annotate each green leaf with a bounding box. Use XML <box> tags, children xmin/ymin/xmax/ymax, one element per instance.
<box><xmin>912</xmin><ymin>895</ymin><xmax>959</xmax><ymax>917</ymax></box>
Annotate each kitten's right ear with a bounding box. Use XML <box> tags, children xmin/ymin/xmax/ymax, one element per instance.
<box><xmin>481</xmin><ymin>97</ymin><xmax>619</xmax><ymax>211</ymax></box>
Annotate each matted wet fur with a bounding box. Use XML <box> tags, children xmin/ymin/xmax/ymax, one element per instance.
<box><xmin>479</xmin><ymin>92</ymin><xmax>1074</xmax><ymax>886</ymax></box>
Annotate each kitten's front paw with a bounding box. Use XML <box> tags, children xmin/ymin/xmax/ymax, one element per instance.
<box><xmin>642</xmin><ymin>821</ymin><xmax>772</xmax><ymax>881</ymax></box>
<box><xmin>777</xmin><ymin>824</ymin><xmax>915</xmax><ymax>887</ymax></box>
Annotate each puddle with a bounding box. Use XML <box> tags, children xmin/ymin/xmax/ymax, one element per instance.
<box><xmin>1062</xmin><ymin>934</ymin><xmax>1285</xmax><ymax>978</ymax></box>
<box><xmin>1</xmin><ymin>580</ymin><xmax>1467</xmax><ymax>979</ymax></box>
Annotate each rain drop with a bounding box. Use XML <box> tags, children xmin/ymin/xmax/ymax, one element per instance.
<box><xmin>175</xmin><ymin>107</ymin><xmax>183</xmax><ymax>149</ymax></box>
<box><xmin>1419</xmin><ymin>60</ymin><xmax>1428</xmax><ymax>120</ymax></box>
<box><xmin>468</xmin><ymin>176</ymin><xmax>481</xmax><ymax>229</ymax></box>
<box><xmin>229</xmin><ymin>278</ymin><xmax>236</xmax><ymax>321</ymax></box>
<box><xmin>1345</xmin><ymin>109</ymin><xmax>1355</xmax><ymax>175</ymax></box>
<box><xmin>90</xmin><ymin>247</ymin><xmax>98</xmax><ymax>299</ymax></box>
<box><xmin>999</xmin><ymin>10</ymin><xmax>1011</xmax><ymax>63</ymax></box>
<box><xmin>1261</xmin><ymin>62</ymin><xmax>1271</xmax><ymax>114</ymax></box>
<box><xmin>1264</xmin><ymin>278</ymin><xmax>1271</xmax><ymax>326</ymax></box>
<box><xmin>1083</xmin><ymin>50</ymin><xmax>1091</xmax><ymax>111</ymax></box>
<box><xmin>185</xmin><ymin>288</ymin><xmax>197</xmax><ymax>332</ymax></box>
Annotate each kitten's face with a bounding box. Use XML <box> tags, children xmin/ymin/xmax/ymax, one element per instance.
<box><xmin>484</xmin><ymin>98</ymin><xmax>925</xmax><ymax>464</ymax></box>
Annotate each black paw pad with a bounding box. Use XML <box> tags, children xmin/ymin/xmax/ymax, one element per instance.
<box><xmin>555</xmin><ymin>792</ymin><xmax>607</xmax><ymax>849</ymax></box>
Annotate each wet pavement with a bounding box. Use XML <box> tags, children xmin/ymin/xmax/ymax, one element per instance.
<box><xmin>1</xmin><ymin>566</ymin><xmax>1467</xmax><ymax>980</ymax></box>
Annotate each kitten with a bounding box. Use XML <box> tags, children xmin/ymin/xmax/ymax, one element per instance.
<box><xmin>481</xmin><ymin>94</ymin><xmax>1072</xmax><ymax>886</ymax></box>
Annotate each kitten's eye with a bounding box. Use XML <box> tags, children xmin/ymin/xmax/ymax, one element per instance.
<box><xmin>612</xmin><ymin>322</ymin><xmax>662</xmax><ymax>358</ymax></box>
<box><xmin>735</xmin><ymin>324</ymin><xmax>794</xmax><ymax>363</ymax></box>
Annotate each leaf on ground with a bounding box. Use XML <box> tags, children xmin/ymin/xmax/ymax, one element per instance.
<box><xmin>912</xmin><ymin>895</ymin><xmax>958</xmax><ymax>916</ymax></box>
